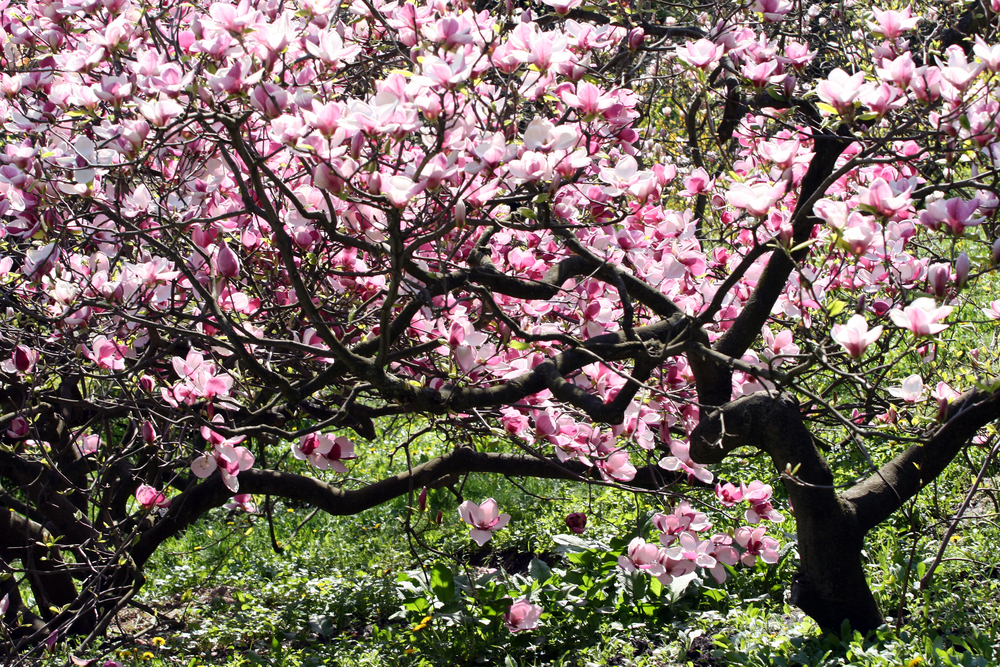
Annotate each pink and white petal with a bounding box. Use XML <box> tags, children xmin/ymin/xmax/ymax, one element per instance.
<box><xmin>221</xmin><ymin>470</ymin><xmax>240</xmax><ymax>493</ymax></box>
<box><xmin>458</xmin><ymin>500</ymin><xmax>478</xmax><ymax>526</ymax></box>
<box><xmin>234</xmin><ymin>446</ymin><xmax>255</xmax><ymax>471</ymax></box>
<box><xmin>470</xmin><ymin>529</ymin><xmax>493</xmax><ymax>546</ymax></box>
<box><xmin>191</xmin><ymin>454</ymin><xmax>217</xmax><ymax>478</ymax></box>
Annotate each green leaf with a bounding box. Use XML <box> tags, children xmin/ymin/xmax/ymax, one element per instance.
<box><xmin>815</xmin><ymin>102</ymin><xmax>839</xmax><ymax>115</ymax></box>
<box><xmin>648</xmin><ymin>576</ymin><xmax>663</xmax><ymax>598</ymax></box>
<box><xmin>429</xmin><ymin>564</ymin><xmax>455</xmax><ymax>603</ymax></box>
<box><xmin>518</xmin><ymin>207</ymin><xmax>537</xmax><ymax>220</ymax></box>
<box><xmin>509</xmin><ymin>340</ymin><xmax>531</xmax><ymax>350</ymax></box>
<box><xmin>529</xmin><ymin>558</ymin><xmax>552</xmax><ymax>583</ymax></box>
<box><xmin>827</xmin><ymin>300</ymin><xmax>847</xmax><ymax>317</ymax></box>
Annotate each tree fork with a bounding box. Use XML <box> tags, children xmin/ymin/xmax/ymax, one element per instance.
<box><xmin>690</xmin><ymin>393</ymin><xmax>883</xmax><ymax>631</ymax></box>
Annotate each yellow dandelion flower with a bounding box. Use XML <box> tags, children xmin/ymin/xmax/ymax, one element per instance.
<box><xmin>141</xmin><ymin>651</ymin><xmax>154</xmax><ymax>660</ymax></box>
<box><xmin>151</xmin><ymin>637</ymin><xmax>166</xmax><ymax>647</ymax></box>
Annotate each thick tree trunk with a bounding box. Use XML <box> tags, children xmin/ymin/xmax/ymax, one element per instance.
<box><xmin>690</xmin><ymin>393</ymin><xmax>884</xmax><ymax>631</ymax></box>
<box><xmin>690</xmin><ymin>389</ymin><xmax>1000</xmax><ymax>633</ymax></box>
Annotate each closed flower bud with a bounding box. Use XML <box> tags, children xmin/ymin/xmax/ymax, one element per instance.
<box><xmin>565</xmin><ymin>512</ymin><xmax>587</xmax><ymax>534</ymax></box>
<box><xmin>142</xmin><ymin>420</ymin><xmax>157</xmax><ymax>445</ymax></box>
<box><xmin>216</xmin><ymin>239</ymin><xmax>241</xmax><ymax>279</ymax></box>
<box><xmin>955</xmin><ymin>252</ymin><xmax>970</xmax><ymax>288</ymax></box>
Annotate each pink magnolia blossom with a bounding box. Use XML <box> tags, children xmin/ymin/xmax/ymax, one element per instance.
<box><xmin>857</xmin><ymin>177</ymin><xmax>912</xmax><ymax>218</ymax></box>
<box><xmin>868</xmin><ymin>6</ymin><xmax>921</xmax><ymax>40</ymax></box>
<box><xmin>2</xmin><ymin>345</ymin><xmax>39</xmax><ymax>374</ymax></box>
<box><xmin>705</xmin><ymin>534</ymin><xmax>740</xmax><ymax>583</ymax></box>
<box><xmin>292</xmin><ymin>433</ymin><xmax>357</xmax><ymax>472</ymax></box>
<box><xmin>617</xmin><ymin>536</ymin><xmax>665</xmax><ymax>576</ymax></box>
<box><xmin>597</xmin><ymin>449</ymin><xmax>637</xmax><ymax>482</ymax></box>
<box><xmin>743</xmin><ymin>481</ymin><xmax>784</xmax><ymax>523</ymax></box>
<box><xmin>955</xmin><ymin>253</ymin><xmax>970</xmax><ymax>289</ymax></box>
<box><xmin>725</xmin><ymin>181</ymin><xmax>786</xmax><ymax>217</ymax></box>
<box><xmin>715</xmin><ymin>482</ymin><xmax>744</xmax><ymax>507</ymax></box>
<box><xmin>74</xmin><ymin>433</ymin><xmax>101</xmax><ymax>457</ymax></box>
<box><xmin>676</xmin><ymin>39</ymin><xmax>720</xmax><ymax>70</ymax></box>
<box><xmin>982</xmin><ymin>300</ymin><xmax>1000</xmax><ymax>320</ymax></box>
<box><xmin>223</xmin><ymin>493</ymin><xmax>258</xmax><ymax>513</ymax></box>
<box><xmin>135</xmin><ymin>484</ymin><xmax>170</xmax><ymax>509</ymax></box>
<box><xmin>815</xmin><ymin>69</ymin><xmax>867</xmax><ymax>114</ymax></box>
<box><xmin>887</xmin><ymin>374</ymin><xmax>926</xmax><ymax>402</ymax></box>
<box><xmin>652</xmin><ymin>512</ymin><xmax>689</xmax><ymax>546</ymax></box>
<box><xmin>6</xmin><ymin>416</ymin><xmax>28</xmax><ymax>438</ymax></box>
<box><xmin>83</xmin><ymin>336</ymin><xmax>127</xmax><ymax>371</ymax></box>
<box><xmin>654</xmin><ymin>551</ymin><xmax>695</xmax><ymax>585</ymax></box>
<box><xmin>889</xmin><ymin>297</ymin><xmax>953</xmax><ymax>336</ymax></box>
<box><xmin>877</xmin><ymin>53</ymin><xmax>915</xmax><ymax>87</ymax></box>
<box><xmin>861</xmin><ymin>83</ymin><xmax>906</xmax><ymax>116</ymax></box>
<box><xmin>918</xmin><ymin>197</ymin><xmax>982</xmax><ymax>235</ymax></box>
<box><xmin>664</xmin><ymin>531</ymin><xmax>717</xmax><ymax>568</ymax></box>
<box><xmin>938</xmin><ymin>45</ymin><xmax>984</xmax><ymax>91</ymax></box>
<box><xmin>831</xmin><ymin>314</ymin><xmax>883</xmax><ymax>358</ymax></box>
<box><xmin>974</xmin><ymin>37</ymin><xmax>1000</xmax><ymax>72</ymax></box>
<box><xmin>653</xmin><ymin>501</ymin><xmax>712</xmax><ymax>545</ymax></box>
<box><xmin>216</xmin><ymin>238</ymin><xmax>241</xmax><ymax>278</ymax></box>
<box><xmin>735</xmin><ymin>526</ymin><xmax>780</xmax><ymax>566</ymax></box>
<box><xmin>682</xmin><ymin>167</ymin><xmax>714</xmax><ymax>196</ymax></box>
<box><xmin>658</xmin><ymin>440</ymin><xmax>714</xmax><ymax>484</ymax></box>
<box><xmin>191</xmin><ymin>438</ymin><xmax>255</xmax><ymax>493</ymax></box>
<box><xmin>753</xmin><ymin>0</ymin><xmax>792</xmax><ymax>22</ymax></box>
<box><xmin>505</xmin><ymin>599</ymin><xmax>542</xmax><ymax>632</ymax></box>
<box><xmin>928</xmin><ymin>262</ymin><xmax>950</xmax><ymax>298</ymax></box>
<box><xmin>458</xmin><ymin>498</ymin><xmax>510</xmax><ymax>546</ymax></box>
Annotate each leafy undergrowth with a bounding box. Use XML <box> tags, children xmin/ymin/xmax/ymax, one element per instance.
<box><xmin>25</xmin><ymin>441</ymin><xmax>1000</xmax><ymax>667</ymax></box>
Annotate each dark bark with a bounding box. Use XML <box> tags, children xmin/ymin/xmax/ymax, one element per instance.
<box><xmin>690</xmin><ymin>393</ymin><xmax>884</xmax><ymax>631</ymax></box>
<box><xmin>132</xmin><ymin>449</ymin><xmax>689</xmax><ymax>568</ymax></box>
<box><xmin>689</xmin><ymin>386</ymin><xmax>1000</xmax><ymax>633</ymax></box>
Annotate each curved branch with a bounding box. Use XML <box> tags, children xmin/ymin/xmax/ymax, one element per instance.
<box><xmin>133</xmin><ymin>449</ymin><xmax>682</xmax><ymax>568</ymax></box>
<box><xmin>844</xmin><ymin>385</ymin><xmax>1000</xmax><ymax>534</ymax></box>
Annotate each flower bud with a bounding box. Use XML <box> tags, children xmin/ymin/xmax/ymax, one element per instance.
<box><xmin>418</xmin><ymin>486</ymin><xmax>427</xmax><ymax>512</ymax></box>
<box><xmin>142</xmin><ymin>420</ymin><xmax>157</xmax><ymax>445</ymax></box>
<box><xmin>628</xmin><ymin>27</ymin><xmax>644</xmax><ymax>51</ymax></box>
<box><xmin>955</xmin><ymin>252</ymin><xmax>970</xmax><ymax>289</ymax></box>
<box><xmin>992</xmin><ymin>238</ymin><xmax>1000</xmax><ymax>265</ymax></box>
<box><xmin>6</xmin><ymin>416</ymin><xmax>28</xmax><ymax>438</ymax></box>
<box><xmin>928</xmin><ymin>263</ymin><xmax>949</xmax><ymax>298</ymax></box>
<box><xmin>565</xmin><ymin>512</ymin><xmax>587</xmax><ymax>534</ymax></box>
<box><xmin>216</xmin><ymin>239</ymin><xmax>241</xmax><ymax>279</ymax></box>
<box><xmin>138</xmin><ymin>374</ymin><xmax>155</xmax><ymax>393</ymax></box>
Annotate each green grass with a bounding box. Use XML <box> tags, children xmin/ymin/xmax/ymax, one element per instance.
<box><xmin>17</xmin><ymin>415</ymin><xmax>1000</xmax><ymax>667</ymax></box>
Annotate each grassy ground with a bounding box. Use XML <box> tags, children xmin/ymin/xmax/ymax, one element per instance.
<box><xmin>27</xmin><ymin>422</ymin><xmax>999</xmax><ymax>667</ymax></box>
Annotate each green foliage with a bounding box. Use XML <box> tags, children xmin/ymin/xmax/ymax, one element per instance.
<box><xmin>32</xmin><ymin>418</ymin><xmax>998</xmax><ymax>667</ymax></box>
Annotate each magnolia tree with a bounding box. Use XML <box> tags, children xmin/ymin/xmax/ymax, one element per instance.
<box><xmin>2</xmin><ymin>0</ymin><xmax>1000</xmax><ymax>653</ymax></box>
